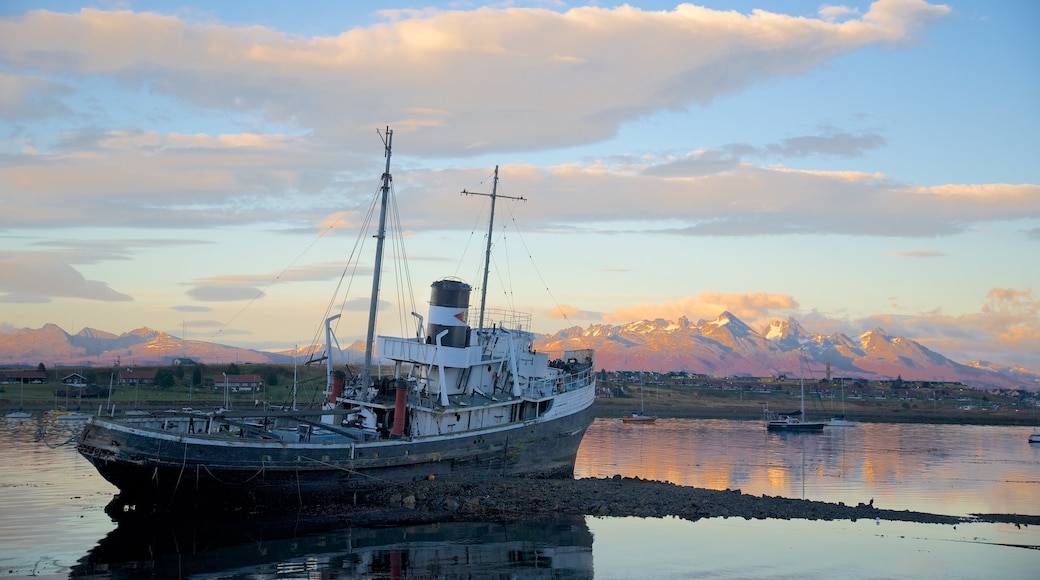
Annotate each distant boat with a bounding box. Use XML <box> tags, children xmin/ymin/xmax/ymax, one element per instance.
<box><xmin>57</xmin><ymin>412</ymin><xmax>90</xmax><ymax>421</ymax></box>
<box><xmin>1029</xmin><ymin>433</ymin><xmax>1040</xmax><ymax>444</ymax></box>
<box><xmin>622</xmin><ymin>381</ymin><xmax>657</xmax><ymax>424</ymax></box>
<box><xmin>767</xmin><ymin>354</ymin><xmax>824</xmax><ymax>432</ymax></box>
<box><xmin>827</xmin><ymin>379</ymin><xmax>856</xmax><ymax>427</ymax></box>
<box><xmin>767</xmin><ymin>410</ymin><xmax>825</xmax><ymax>432</ymax></box>
<box><xmin>827</xmin><ymin>414</ymin><xmax>856</xmax><ymax>427</ymax></box>
<box><xmin>5</xmin><ymin>383</ymin><xmax>32</xmax><ymax>419</ymax></box>
<box><xmin>622</xmin><ymin>411</ymin><xmax>657</xmax><ymax>424</ymax></box>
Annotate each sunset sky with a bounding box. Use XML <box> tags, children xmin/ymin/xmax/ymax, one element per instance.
<box><xmin>1</xmin><ymin>1</ymin><xmax>1038</xmax><ymax>370</ymax></box>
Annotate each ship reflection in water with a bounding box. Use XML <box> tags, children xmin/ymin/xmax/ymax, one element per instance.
<box><xmin>72</xmin><ymin>507</ymin><xmax>592</xmax><ymax>579</ymax></box>
<box><xmin>3</xmin><ymin>417</ymin><xmax>1038</xmax><ymax>578</ymax></box>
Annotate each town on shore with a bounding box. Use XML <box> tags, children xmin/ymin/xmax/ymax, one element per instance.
<box><xmin>3</xmin><ymin>363</ymin><xmax>1037</xmax><ymax>426</ymax></box>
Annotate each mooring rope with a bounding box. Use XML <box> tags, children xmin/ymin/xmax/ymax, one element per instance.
<box><xmin>297</xmin><ymin>455</ymin><xmax>388</xmax><ymax>482</ymax></box>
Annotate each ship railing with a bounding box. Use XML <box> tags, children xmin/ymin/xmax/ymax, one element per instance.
<box><xmin>482</xmin><ymin>308</ymin><xmax>532</xmax><ymax>333</ymax></box>
<box><xmin>520</xmin><ymin>366</ymin><xmax>595</xmax><ymax>399</ymax></box>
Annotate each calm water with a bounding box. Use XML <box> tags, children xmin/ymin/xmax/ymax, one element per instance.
<box><xmin>0</xmin><ymin>416</ymin><xmax>1037</xmax><ymax>578</ymax></box>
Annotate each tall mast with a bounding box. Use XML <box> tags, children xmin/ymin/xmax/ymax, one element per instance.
<box><xmin>462</xmin><ymin>165</ymin><xmax>525</xmax><ymax>329</ymax></box>
<box><xmin>362</xmin><ymin>127</ymin><xmax>393</xmax><ymax>389</ymax></box>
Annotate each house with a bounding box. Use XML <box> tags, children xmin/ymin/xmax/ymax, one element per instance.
<box><xmin>172</xmin><ymin>358</ymin><xmax>196</xmax><ymax>366</ymax></box>
<box><xmin>118</xmin><ymin>368</ymin><xmax>157</xmax><ymax>386</ymax></box>
<box><xmin>216</xmin><ymin>374</ymin><xmax>264</xmax><ymax>392</ymax></box>
<box><xmin>61</xmin><ymin>373</ymin><xmax>88</xmax><ymax>386</ymax></box>
<box><xmin>1</xmin><ymin>370</ymin><xmax>47</xmax><ymax>384</ymax></box>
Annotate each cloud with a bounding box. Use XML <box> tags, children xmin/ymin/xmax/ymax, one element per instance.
<box><xmin>0</xmin><ymin>2</ymin><xmax>950</xmax><ymax>154</ymax></box>
<box><xmin>0</xmin><ymin>251</ymin><xmax>133</xmax><ymax>302</ymax></box>
<box><xmin>186</xmin><ymin>285</ymin><xmax>264</xmax><ymax>302</ymax></box>
<box><xmin>548</xmin><ymin>303</ymin><xmax>602</xmax><ymax>323</ymax></box>
<box><xmin>816</xmin><ymin>287</ymin><xmax>1040</xmax><ymax>370</ymax></box>
<box><xmin>641</xmin><ymin>149</ymin><xmax>742</xmax><ymax>178</ymax></box>
<box><xmin>179</xmin><ymin>260</ymin><xmax>367</xmax><ymax>307</ymax></box>
<box><xmin>0</xmin><ymin>70</ymin><xmax>71</xmax><ymax>118</ymax></box>
<box><xmin>470</xmin><ymin>163</ymin><xmax>1039</xmax><ymax>238</ymax></box>
<box><xmin>767</xmin><ymin>130</ymin><xmax>887</xmax><ymax>158</ymax></box>
<box><xmin>189</xmin><ymin>261</ymin><xmax>352</xmax><ymax>288</ymax></box>
<box><xmin>171</xmin><ymin>305</ymin><xmax>211</xmax><ymax>313</ymax></box>
<box><xmin>819</xmin><ymin>5</ymin><xmax>861</xmax><ymax>23</ymax></box>
<box><xmin>0</xmin><ymin>3</ymin><xmax>995</xmax><ymax>241</ymax></box>
<box><xmin>604</xmin><ymin>291</ymin><xmax>799</xmax><ymax>325</ymax></box>
<box><xmin>891</xmin><ymin>249</ymin><xmax>946</xmax><ymax>257</ymax></box>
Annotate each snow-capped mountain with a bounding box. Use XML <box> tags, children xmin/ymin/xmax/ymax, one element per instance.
<box><xmin>1</xmin><ymin>314</ymin><xmax>1037</xmax><ymax>390</ymax></box>
<box><xmin>0</xmin><ymin>324</ymin><xmax>293</xmax><ymax>368</ymax></box>
<box><xmin>538</xmin><ymin>313</ymin><xmax>1040</xmax><ymax>390</ymax></box>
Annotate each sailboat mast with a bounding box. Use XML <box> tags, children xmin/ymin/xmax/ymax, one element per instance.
<box><xmin>798</xmin><ymin>346</ymin><xmax>806</xmax><ymax>417</ymax></box>
<box><xmin>362</xmin><ymin>128</ymin><xmax>393</xmax><ymax>390</ymax></box>
<box><xmin>461</xmin><ymin>166</ymin><xmax>525</xmax><ymax>330</ymax></box>
<box><xmin>800</xmin><ymin>375</ymin><xmax>805</xmax><ymax>417</ymax></box>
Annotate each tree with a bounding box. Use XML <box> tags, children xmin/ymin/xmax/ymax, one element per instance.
<box><xmin>37</xmin><ymin>362</ymin><xmax>46</xmax><ymax>372</ymax></box>
<box><xmin>192</xmin><ymin>366</ymin><xmax>202</xmax><ymax>387</ymax></box>
<box><xmin>174</xmin><ymin>364</ymin><xmax>185</xmax><ymax>380</ymax></box>
<box><xmin>154</xmin><ymin>368</ymin><xmax>176</xmax><ymax>389</ymax></box>
<box><xmin>226</xmin><ymin>363</ymin><xmax>241</xmax><ymax>375</ymax></box>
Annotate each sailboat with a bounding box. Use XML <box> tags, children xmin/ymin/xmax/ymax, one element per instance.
<box><xmin>827</xmin><ymin>378</ymin><xmax>856</xmax><ymax>427</ymax></box>
<box><xmin>622</xmin><ymin>380</ymin><xmax>657</xmax><ymax>424</ymax></box>
<box><xmin>766</xmin><ymin>352</ymin><xmax>825</xmax><ymax>432</ymax></box>
<box><xmin>76</xmin><ymin>130</ymin><xmax>597</xmax><ymax>509</ymax></box>
<box><xmin>1030</xmin><ymin>403</ymin><xmax>1040</xmax><ymax>443</ymax></box>
<box><xmin>4</xmin><ymin>382</ymin><xmax>31</xmax><ymax>419</ymax></box>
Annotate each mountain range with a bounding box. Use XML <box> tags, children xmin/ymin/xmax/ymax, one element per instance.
<box><xmin>1</xmin><ymin>314</ymin><xmax>1037</xmax><ymax>391</ymax></box>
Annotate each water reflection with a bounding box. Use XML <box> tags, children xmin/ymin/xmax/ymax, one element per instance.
<box><xmin>72</xmin><ymin>510</ymin><xmax>593</xmax><ymax>579</ymax></box>
<box><xmin>575</xmin><ymin>419</ymin><xmax>1040</xmax><ymax>516</ymax></box>
<box><xmin>3</xmin><ymin>416</ymin><xmax>1039</xmax><ymax>578</ymax></box>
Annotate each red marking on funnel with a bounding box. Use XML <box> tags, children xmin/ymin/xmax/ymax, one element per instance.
<box><xmin>454</xmin><ymin>311</ymin><xmax>466</xmax><ymax>322</ymax></box>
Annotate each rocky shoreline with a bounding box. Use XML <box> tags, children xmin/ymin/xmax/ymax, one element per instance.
<box><xmin>300</xmin><ymin>475</ymin><xmax>1040</xmax><ymax>528</ymax></box>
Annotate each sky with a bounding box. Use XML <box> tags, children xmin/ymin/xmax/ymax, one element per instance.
<box><xmin>0</xmin><ymin>0</ymin><xmax>1038</xmax><ymax>370</ymax></box>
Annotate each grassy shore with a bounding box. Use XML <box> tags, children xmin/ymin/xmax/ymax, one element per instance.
<box><xmin>3</xmin><ymin>374</ymin><xmax>1037</xmax><ymax>426</ymax></box>
<box><xmin>598</xmin><ymin>382</ymin><xmax>1038</xmax><ymax>426</ymax></box>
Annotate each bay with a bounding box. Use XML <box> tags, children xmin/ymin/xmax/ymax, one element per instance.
<box><xmin>0</xmin><ymin>416</ymin><xmax>1037</xmax><ymax>578</ymax></box>
<box><xmin>575</xmin><ymin>418</ymin><xmax>1040</xmax><ymax>517</ymax></box>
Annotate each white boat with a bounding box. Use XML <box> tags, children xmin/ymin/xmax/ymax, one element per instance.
<box><xmin>5</xmin><ymin>382</ymin><xmax>32</xmax><ymax>419</ymax></box>
<box><xmin>827</xmin><ymin>415</ymin><xmax>856</xmax><ymax>427</ymax></box>
<box><xmin>1029</xmin><ymin>433</ymin><xmax>1040</xmax><ymax>444</ymax></box>
<box><xmin>827</xmin><ymin>379</ymin><xmax>856</xmax><ymax>426</ymax></box>
<box><xmin>76</xmin><ymin>131</ymin><xmax>597</xmax><ymax>509</ymax></box>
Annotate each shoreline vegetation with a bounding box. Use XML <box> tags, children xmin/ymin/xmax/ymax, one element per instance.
<box><xmin>4</xmin><ymin>364</ymin><xmax>1037</xmax><ymax>426</ymax></box>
